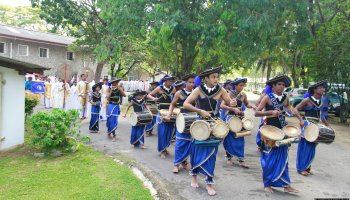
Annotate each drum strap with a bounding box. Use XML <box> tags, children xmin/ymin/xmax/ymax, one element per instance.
<box><xmin>268</xmin><ymin>93</ymin><xmax>287</xmax><ymax>127</ymax></box>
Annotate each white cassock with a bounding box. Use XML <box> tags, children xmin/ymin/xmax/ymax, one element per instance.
<box><xmin>52</xmin><ymin>81</ymin><xmax>62</xmax><ymax>108</ymax></box>
<box><xmin>68</xmin><ymin>85</ymin><xmax>80</xmax><ymax>110</ymax></box>
<box><xmin>60</xmin><ymin>82</ymin><xmax>70</xmax><ymax>110</ymax></box>
<box><xmin>100</xmin><ymin>84</ymin><xmax>109</xmax><ymax>120</ymax></box>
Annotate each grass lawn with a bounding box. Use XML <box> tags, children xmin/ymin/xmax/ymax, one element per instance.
<box><xmin>0</xmin><ymin>145</ymin><xmax>153</xmax><ymax>200</ymax></box>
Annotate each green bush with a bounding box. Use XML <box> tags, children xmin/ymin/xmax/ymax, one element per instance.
<box><xmin>31</xmin><ymin>109</ymin><xmax>90</xmax><ymax>154</ymax></box>
<box><xmin>25</xmin><ymin>96</ymin><xmax>39</xmax><ymax>117</ymax></box>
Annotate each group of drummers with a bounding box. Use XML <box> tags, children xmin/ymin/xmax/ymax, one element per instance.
<box><xmin>89</xmin><ymin>67</ymin><xmax>335</xmax><ymax>196</ymax></box>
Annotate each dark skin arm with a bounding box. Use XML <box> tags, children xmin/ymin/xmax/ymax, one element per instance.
<box><xmin>147</xmin><ymin>86</ymin><xmax>160</xmax><ymax>101</ymax></box>
<box><xmin>123</xmin><ymin>102</ymin><xmax>133</xmax><ymax>118</ymax></box>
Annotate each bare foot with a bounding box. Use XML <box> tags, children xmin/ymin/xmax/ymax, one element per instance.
<box><xmin>264</xmin><ymin>187</ymin><xmax>274</xmax><ymax>193</ymax></box>
<box><xmin>239</xmin><ymin>161</ymin><xmax>249</xmax><ymax>169</ymax></box>
<box><xmin>160</xmin><ymin>152</ymin><xmax>166</xmax><ymax>159</ymax></box>
<box><xmin>191</xmin><ymin>176</ymin><xmax>199</xmax><ymax>188</ymax></box>
<box><xmin>112</xmin><ymin>137</ymin><xmax>117</xmax><ymax>142</ymax></box>
<box><xmin>140</xmin><ymin>145</ymin><xmax>147</xmax><ymax>149</ymax></box>
<box><xmin>206</xmin><ymin>185</ymin><xmax>216</xmax><ymax>196</ymax></box>
<box><xmin>284</xmin><ymin>186</ymin><xmax>299</xmax><ymax>193</ymax></box>
<box><xmin>165</xmin><ymin>149</ymin><xmax>170</xmax><ymax>156</ymax></box>
<box><xmin>299</xmin><ymin>171</ymin><xmax>309</xmax><ymax>176</ymax></box>
<box><xmin>182</xmin><ymin>163</ymin><xmax>191</xmax><ymax>171</ymax></box>
<box><xmin>173</xmin><ymin>166</ymin><xmax>179</xmax><ymax>173</ymax></box>
<box><xmin>226</xmin><ymin>160</ymin><xmax>233</xmax><ymax>165</ymax></box>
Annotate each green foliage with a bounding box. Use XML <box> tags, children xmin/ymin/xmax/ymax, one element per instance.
<box><xmin>25</xmin><ymin>95</ymin><xmax>39</xmax><ymax>117</ymax></box>
<box><xmin>0</xmin><ymin>5</ymin><xmax>47</xmax><ymax>30</ymax></box>
<box><xmin>30</xmin><ymin>109</ymin><xmax>89</xmax><ymax>154</ymax></box>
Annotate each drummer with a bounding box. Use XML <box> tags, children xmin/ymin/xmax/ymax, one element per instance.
<box><xmin>221</xmin><ymin>77</ymin><xmax>254</xmax><ymax>168</ymax></box>
<box><xmin>89</xmin><ymin>82</ymin><xmax>102</xmax><ymax>133</ymax></box>
<box><xmin>254</xmin><ymin>75</ymin><xmax>304</xmax><ymax>193</ymax></box>
<box><xmin>168</xmin><ymin>73</ymin><xmax>196</xmax><ymax>173</ymax></box>
<box><xmin>123</xmin><ymin>90</ymin><xmax>149</xmax><ymax>149</ymax></box>
<box><xmin>147</xmin><ymin>75</ymin><xmax>176</xmax><ymax>159</ymax></box>
<box><xmin>183</xmin><ymin>67</ymin><xmax>236</xmax><ymax>196</ymax></box>
<box><xmin>219</xmin><ymin>79</ymin><xmax>233</xmax><ymax>120</ymax></box>
<box><xmin>295</xmin><ymin>80</ymin><xmax>328</xmax><ymax>176</ymax></box>
<box><xmin>106</xmin><ymin>78</ymin><xmax>126</xmax><ymax>142</ymax></box>
<box><xmin>145</xmin><ymin>81</ymin><xmax>159</xmax><ymax>136</ymax></box>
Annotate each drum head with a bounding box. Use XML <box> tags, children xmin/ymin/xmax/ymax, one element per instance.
<box><xmin>176</xmin><ymin>113</ymin><xmax>186</xmax><ymax>133</ymax></box>
<box><xmin>282</xmin><ymin>124</ymin><xmax>301</xmax><ymax>137</ymax></box>
<box><xmin>260</xmin><ymin>125</ymin><xmax>285</xmax><ymax>141</ymax></box>
<box><xmin>190</xmin><ymin>120</ymin><xmax>210</xmax><ymax>141</ymax></box>
<box><xmin>212</xmin><ymin>120</ymin><xmax>229</xmax><ymax>139</ymax></box>
<box><xmin>130</xmin><ymin>113</ymin><xmax>138</xmax><ymax>126</ymax></box>
<box><xmin>242</xmin><ymin>118</ymin><xmax>254</xmax><ymax>131</ymax></box>
<box><xmin>228</xmin><ymin>116</ymin><xmax>242</xmax><ymax>132</ymax></box>
<box><xmin>159</xmin><ymin>109</ymin><xmax>169</xmax><ymax>116</ymax></box>
<box><xmin>304</xmin><ymin>123</ymin><xmax>319</xmax><ymax>142</ymax></box>
<box><xmin>173</xmin><ymin>108</ymin><xmax>180</xmax><ymax>115</ymax></box>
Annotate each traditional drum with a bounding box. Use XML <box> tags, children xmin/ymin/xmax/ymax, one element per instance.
<box><xmin>242</xmin><ymin>117</ymin><xmax>254</xmax><ymax>131</ymax></box>
<box><xmin>130</xmin><ymin>112</ymin><xmax>153</xmax><ymax>126</ymax></box>
<box><xmin>211</xmin><ymin>120</ymin><xmax>230</xmax><ymax>139</ymax></box>
<box><xmin>260</xmin><ymin>125</ymin><xmax>285</xmax><ymax>148</ymax></box>
<box><xmin>190</xmin><ymin>120</ymin><xmax>211</xmax><ymax>141</ymax></box>
<box><xmin>304</xmin><ymin>123</ymin><xmax>335</xmax><ymax>144</ymax></box>
<box><xmin>176</xmin><ymin>112</ymin><xmax>198</xmax><ymax>133</ymax></box>
<box><xmin>234</xmin><ymin>130</ymin><xmax>252</xmax><ymax>138</ymax></box>
<box><xmin>227</xmin><ymin>116</ymin><xmax>242</xmax><ymax>133</ymax></box>
<box><xmin>159</xmin><ymin>108</ymin><xmax>180</xmax><ymax>122</ymax></box>
<box><xmin>282</xmin><ymin>123</ymin><xmax>301</xmax><ymax>138</ymax></box>
<box><xmin>148</xmin><ymin>104</ymin><xmax>158</xmax><ymax>116</ymax></box>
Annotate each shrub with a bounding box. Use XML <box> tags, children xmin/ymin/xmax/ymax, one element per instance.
<box><xmin>25</xmin><ymin>92</ymin><xmax>41</xmax><ymax>116</ymax></box>
<box><xmin>31</xmin><ymin>109</ymin><xmax>90</xmax><ymax>154</ymax></box>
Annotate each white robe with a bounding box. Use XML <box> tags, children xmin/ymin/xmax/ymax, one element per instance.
<box><xmin>52</xmin><ymin>82</ymin><xmax>62</xmax><ymax>108</ymax></box>
<box><xmin>100</xmin><ymin>84</ymin><xmax>109</xmax><ymax>120</ymax></box>
<box><xmin>68</xmin><ymin>85</ymin><xmax>80</xmax><ymax>110</ymax></box>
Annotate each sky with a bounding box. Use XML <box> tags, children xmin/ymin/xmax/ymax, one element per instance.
<box><xmin>0</xmin><ymin>0</ymin><xmax>31</xmax><ymax>6</ymax></box>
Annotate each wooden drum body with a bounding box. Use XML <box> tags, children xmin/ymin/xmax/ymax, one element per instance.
<box><xmin>130</xmin><ymin>112</ymin><xmax>153</xmax><ymax>126</ymax></box>
<box><xmin>176</xmin><ymin>112</ymin><xmax>198</xmax><ymax>133</ymax></box>
<box><xmin>211</xmin><ymin>120</ymin><xmax>229</xmax><ymax>139</ymax></box>
<box><xmin>260</xmin><ymin>125</ymin><xmax>285</xmax><ymax>148</ymax></box>
<box><xmin>159</xmin><ymin>108</ymin><xmax>180</xmax><ymax>122</ymax></box>
<box><xmin>304</xmin><ymin>123</ymin><xmax>335</xmax><ymax>144</ymax></box>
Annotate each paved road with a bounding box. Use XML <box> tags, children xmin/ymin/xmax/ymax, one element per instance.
<box><xmin>80</xmin><ymin>93</ymin><xmax>350</xmax><ymax>200</ymax></box>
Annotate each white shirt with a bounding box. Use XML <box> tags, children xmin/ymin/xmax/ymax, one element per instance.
<box><xmin>273</xmin><ymin>93</ymin><xmax>284</xmax><ymax>101</ymax></box>
<box><xmin>203</xmin><ymin>84</ymin><xmax>216</xmax><ymax>93</ymax></box>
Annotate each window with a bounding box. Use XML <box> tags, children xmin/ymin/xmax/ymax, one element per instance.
<box><xmin>39</xmin><ymin>48</ymin><xmax>49</xmax><ymax>58</ymax></box>
<box><xmin>66</xmin><ymin>52</ymin><xmax>74</xmax><ymax>60</ymax></box>
<box><xmin>0</xmin><ymin>42</ymin><xmax>5</xmax><ymax>53</ymax></box>
<box><xmin>18</xmin><ymin>44</ymin><xmax>29</xmax><ymax>56</ymax></box>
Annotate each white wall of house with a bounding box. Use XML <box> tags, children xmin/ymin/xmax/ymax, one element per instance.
<box><xmin>0</xmin><ymin>66</ymin><xmax>25</xmax><ymax>151</ymax></box>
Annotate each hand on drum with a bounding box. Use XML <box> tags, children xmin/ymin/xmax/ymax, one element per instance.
<box><xmin>270</xmin><ymin>110</ymin><xmax>280</xmax><ymax>117</ymax></box>
<box><xmin>164</xmin><ymin>115</ymin><xmax>172</xmax><ymax>122</ymax></box>
<box><xmin>231</xmin><ymin>107</ymin><xmax>243</xmax><ymax>116</ymax></box>
<box><xmin>299</xmin><ymin>120</ymin><xmax>305</xmax><ymax>128</ymax></box>
<box><xmin>199</xmin><ymin>110</ymin><xmax>211</xmax><ymax>118</ymax></box>
<box><xmin>229</xmin><ymin>99</ymin><xmax>237</xmax><ymax>107</ymax></box>
<box><xmin>122</xmin><ymin>114</ymin><xmax>127</xmax><ymax>118</ymax></box>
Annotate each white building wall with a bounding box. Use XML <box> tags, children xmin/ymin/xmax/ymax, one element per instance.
<box><xmin>0</xmin><ymin>66</ymin><xmax>25</xmax><ymax>151</ymax></box>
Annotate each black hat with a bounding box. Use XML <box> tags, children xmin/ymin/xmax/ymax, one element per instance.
<box><xmin>92</xmin><ymin>82</ymin><xmax>102</xmax><ymax>91</ymax></box>
<box><xmin>308</xmin><ymin>80</ymin><xmax>327</xmax><ymax>94</ymax></box>
<box><xmin>133</xmin><ymin>89</ymin><xmax>147</xmax><ymax>96</ymax></box>
<box><xmin>231</xmin><ymin>77</ymin><xmax>247</xmax><ymax>85</ymax></box>
<box><xmin>223</xmin><ymin>79</ymin><xmax>233</xmax><ymax>87</ymax></box>
<box><xmin>150</xmin><ymin>81</ymin><xmax>159</xmax><ymax>86</ymax></box>
<box><xmin>199</xmin><ymin>67</ymin><xmax>222</xmax><ymax>78</ymax></box>
<box><xmin>174</xmin><ymin>80</ymin><xmax>185</xmax><ymax>87</ymax></box>
<box><xmin>182</xmin><ymin>73</ymin><xmax>196</xmax><ymax>81</ymax></box>
<box><xmin>266</xmin><ymin>75</ymin><xmax>291</xmax><ymax>87</ymax></box>
<box><xmin>110</xmin><ymin>77</ymin><xmax>121</xmax><ymax>84</ymax></box>
<box><xmin>162</xmin><ymin>75</ymin><xmax>176</xmax><ymax>81</ymax></box>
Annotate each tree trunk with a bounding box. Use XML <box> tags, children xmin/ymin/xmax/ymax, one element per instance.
<box><xmin>94</xmin><ymin>61</ymin><xmax>104</xmax><ymax>83</ymax></box>
<box><xmin>291</xmin><ymin>50</ymin><xmax>300</xmax><ymax>88</ymax></box>
<box><xmin>266</xmin><ymin>59</ymin><xmax>272</xmax><ymax>81</ymax></box>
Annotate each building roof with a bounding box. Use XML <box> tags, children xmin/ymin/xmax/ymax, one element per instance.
<box><xmin>0</xmin><ymin>56</ymin><xmax>48</xmax><ymax>75</ymax></box>
<box><xmin>0</xmin><ymin>24</ymin><xmax>75</xmax><ymax>46</ymax></box>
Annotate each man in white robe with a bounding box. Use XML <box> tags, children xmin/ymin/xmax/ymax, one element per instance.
<box><xmin>76</xmin><ymin>74</ymin><xmax>90</xmax><ymax>119</ymax></box>
<box><xmin>68</xmin><ymin>80</ymin><xmax>80</xmax><ymax>110</ymax></box>
<box><xmin>44</xmin><ymin>78</ymin><xmax>53</xmax><ymax>109</ymax></box>
<box><xmin>100</xmin><ymin>78</ymin><xmax>109</xmax><ymax>120</ymax></box>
